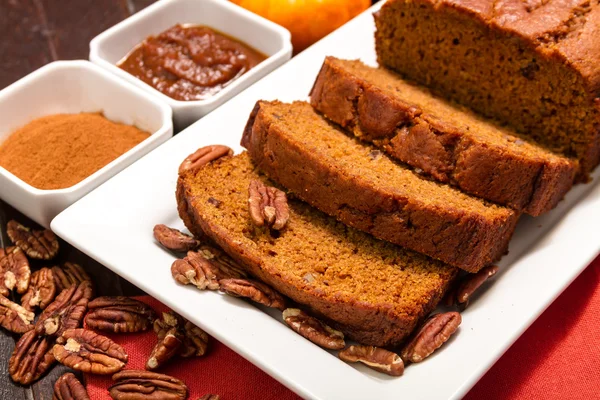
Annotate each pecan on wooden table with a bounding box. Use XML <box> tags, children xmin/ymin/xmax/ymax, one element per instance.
<box><xmin>7</xmin><ymin>220</ymin><xmax>59</xmax><ymax>260</ymax></box>
<box><xmin>339</xmin><ymin>345</ymin><xmax>404</xmax><ymax>376</ymax></box>
<box><xmin>282</xmin><ymin>308</ymin><xmax>345</xmax><ymax>350</ymax></box>
<box><xmin>53</xmin><ymin>328</ymin><xmax>128</xmax><ymax>374</ymax></box>
<box><xmin>220</xmin><ymin>278</ymin><xmax>287</xmax><ymax>310</ymax></box>
<box><xmin>109</xmin><ymin>370</ymin><xmax>188</xmax><ymax>400</ymax></box>
<box><xmin>401</xmin><ymin>311</ymin><xmax>462</xmax><ymax>363</ymax></box>
<box><xmin>53</xmin><ymin>372</ymin><xmax>90</xmax><ymax>400</ymax></box>
<box><xmin>52</xmin><ymin>263</ymin><xmax>92</xmax><ymax>293</ymax></box>
<box><xmin>0</xmin><ymin>246</ymin><xmax>30</xmax><ymax>295</ymax></box>
<box><xmin>0</xmin><ymin>293</ymin><xmax>34</xmax><ymax>333</ymax></box>
<box><xmin>21</xmin><ymin>267</ymin><xmax>56</xmax><ymax>311</ymax></box>
<box><xmin>36</xmin><ymin>280</ymin><xmax>93</xmax><ymax>337</ymax></box>
<box><xmin>85</xmin><ymin>296</ymin><xmax>156</xmax><ymax>333</ymax></box>
<box><xmin>9</xmin><ymin>330</ymin><xmax>56</xmax><ymax>385</ymax></box>
<box><xmin>248</xmin><ymin>179</ymin><xmax>289</xmax><ymax>230</ymax></box>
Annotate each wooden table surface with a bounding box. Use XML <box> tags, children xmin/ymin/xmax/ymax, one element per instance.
<box><xmin>1</xmin><ymin>1</ymin><xmax>156</xmax><ymax>398</ymax></box>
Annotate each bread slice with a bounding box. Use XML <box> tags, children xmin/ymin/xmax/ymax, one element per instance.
<box><xmin>374</xmin><ymin>0</ymin><xmax>600</xmax><ymax>180</ymax></box>
<box><xmin>310</xmin><ymin>57</ymin><xmax>576</xmax><ymax>216</ymax></box>
<box><xmin>177</xmin><ymin>152</ymin><xmax>458</xmax><ymax>346</ymax></box>
<box><xmin>242</xmin><ymin>100</ymin><xmax>519</xmax><ymax>272</ymax></box>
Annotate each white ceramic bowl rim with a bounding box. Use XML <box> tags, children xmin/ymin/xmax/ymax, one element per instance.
<box><xmin>89</xmin><ymin>0</ymin><xmax>292</xmax><ymax>109</ymax></box>
<box><xmin>0</xmin><ymin>60</ymin><xmax>172</xmax><ymax>197</ymax></box>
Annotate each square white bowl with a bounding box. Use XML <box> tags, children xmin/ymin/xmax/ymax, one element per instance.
<box><xmin>0</xmin><ymin>60</ymin><xmax>173</xmax><ymax>228</ymax></box>
<box><xmin>89</xmin><ymin>0</ymin><xmax>293</xmax><ymax>130</ymax></box>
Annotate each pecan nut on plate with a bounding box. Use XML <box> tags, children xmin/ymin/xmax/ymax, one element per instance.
<box><xmin>220</xmin><ymin>278</ymin><xmax>287</xmax><ymax>310</ymax></box>
<box><xmin>0</xmin><ymin>293</ymin><xmax>34</xmax><ymax>333</ymax></box>
<box><xmin>21</xmin><ymin>267</ymin><xmax>56</xmax><ymax>311</ymax></box>
<box><xmin>53</xmin><ymin>372</ymin><xmax>90</xmax><ymax>400</ymax></box>
<box><xmin>52</xmin><ymin>263</ymin><xmax>92</xmax><ymax>293</ymax></box>
<box><xmin>401</xmin><ymin>311</ymin><xmax>462</xmax><ymax>363</ymax></box>
<box><xmin>53</xmin><ymin>328</ymin><xmax>128</xmax><ymax>374</ymax></box>
<box><xmin>282</xmin><ymin>308</ymin><xmax>345</xmax><ymax>350</ymax></box>
<box><xmin>109</xmin><ymin>370</ymin><xmax>188</xmax><ymax>400</ymax></box>
<box><xmin>339</xmin><ymin>345</ymin><xmax>404</xmax><ymax>376</ymax></box>
<box><xmin>85</xmin><ymin>296</ymin><xmax>156</xmax><ymax>333</ymax></box>
<box><xmin>171</xmin><ymin>245</ymin><xmax>247</xmax><ymax>291</ymax></box>
<box><xmin>0</xmin><ymin>246</ymin><xmax>30</xmax><ymax>295</ymax></box>
<box><xmin>7</xmin><ymin>220</ymin><xmax>59</xmax><ymax>260</ymax></box>
<box><xmin>9</xmin><ymin>330</ymin><xmax>56</xmax><ymax>385</ymax></box>
<box><xmin>445</xmin><ymin>265</ymin><xmax>500</xmax><ymax>309</ymax></box>
<box><xmin>36</xmin><ymin>280</ymin><xmax>93</xmax><ymax>337</ymax></box>
<box><xmin>248</xmin><ymin>179</ymin><xmax>290</xmax><ymax>230</ymax></box>
<box><xmin>178</xmin><ymin>145</ymin><xmax>233</xmax><ymax>175</ymax></box>
<box><xmin>153</xmin><ymin>224</ymin><xmax>200</xmax><ymax>252</ymax></box>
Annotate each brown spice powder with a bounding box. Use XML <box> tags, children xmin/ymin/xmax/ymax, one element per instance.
<box><xmin>0</xmin><ymin>113</ymin><xmax>150</xmax><ymax>190</ymax></box>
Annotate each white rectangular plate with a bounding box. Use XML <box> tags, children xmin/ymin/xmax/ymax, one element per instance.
<box><xmin>52</xmin><ymin>3</ymin><xmax>600</xmax><ymax>399</ymax></box>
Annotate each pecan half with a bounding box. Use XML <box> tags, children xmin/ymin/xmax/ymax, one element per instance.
<box><xmin>248</xmin><ymin>179</ymin><xmax>289</xmax><ymax>230</ymax></box>
<box><xmin>85</xmin><ymin>296</ymin><xmax>156</xmax><ymax>333</ymax></box>
<box><xmin>444</xmin><ymin>265</ymin><xmax>499</xmax><ymax>309</ymax></box>
<box><xmin>198</xmin><ymin>395</ymin><xmax>220</xmax><ymax>400</ymax></box>
<box><xmin>7</xmin><ymin>220</ymin><xmax>59</xmax><ymax>260</ymax></box>
<box><xmin>53</xmin><ymin>328</ymin><xmax>128</xmax><ymax>374</ymax></box>
<box><xmin>220</xmin><ymin>278</ymin><xmax>287</xmax><ymax>310</ymax></box>
<box><xmin>53</xmin><ymin>263</ymin><xmax>92</xmax><ymax>293</ymax></box>
<box><xmin>22</xmin><ymin>267</ymin><xmax>56</xmax><ymax>311</ymax></box>
<box><xmin>339</xmin><ymin>345</ymin><xmax>404</xmax><ymax>376</ymax></box>
<box><xmin>9</xmin><ymin>330</ymin><xmax>56</xmax><ymax>385</ymax></box>
<box><xmin>401</xmin><ymin>312</ymin><xmax>462</xmax><ymax>363</ymax></box>
<box><xmin>36</xmin><ymin>280</ymin><xmax>93</xmax><ymax>337</ymax></box>
<box><xmin>146</xmin><ymin>326</ymin><xmax>182</xmax><ymax>371</ymax></box>
<box><xmin>282</xmin><ymin>308</ymin><xmax>345</xmax><ymax>350</ymax></box>
<box><xmin>109</xmin><ymin>370</ymin><xmax>188</xmax><ymax>400</ymax></box>
<box><xmin>148</xmin><ymin>311</ymin><xmax>209</xmax><ymax>369</ymax></box>
<box><xmin>0</xmin><ymin>246</ymin><xmax>30</xmax><ymax>295</ymax></box>
<box><xmin>178</xmin><ymin>145</ymin><xmax>233</xmax><ymax>175</ymax></box>
<box><xmin>0</xmin><ymin>294</ymin><xmax>34</xmax><ymax>333</ymax></box>
<box><xmin>179</xmin><ymin>320</ymin><xmax>209</xmax><ymax>358</ymax></box>
<box><xmin>172</xmin><ymin>246</ymin><xmax>246</xmax><ymax>291</ymax></box>
<box><xmin>153</xmin><ymin>224</ymin><xmax>200</xmax><ymax>252</ymax></box>
<box><xmin>53</xmin><ymin>372</ymin><xmax>90</xmax><ymax>400</ymax></box>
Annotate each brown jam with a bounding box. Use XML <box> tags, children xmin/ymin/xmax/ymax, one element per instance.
<box><xmin>118</xmin><ymin>24</ymin><xmax>267</xmax><ymax>101</ymax></box>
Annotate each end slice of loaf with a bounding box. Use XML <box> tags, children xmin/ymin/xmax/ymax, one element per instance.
<box><xmin>242</xmin><ymin>100</ymin><xmax>519</xmax><ymax>272</ymax></box>
<box><xmin>374</xmin><ymin>0</ymin><xmax>600</xmax><ymax>180</ymax></box>
<box><xmin>310</xmin><ymin>57</ymin><xmax>576</xmax><ymax>216</ymax></box>
<box><xmin>177</xmin><ymin>152</ymin><xmax>458</xmax><ymax>346</ymax></box>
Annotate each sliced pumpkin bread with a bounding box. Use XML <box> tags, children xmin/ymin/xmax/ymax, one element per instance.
<box><xmin>177</xmin><ymin>152</ymin><xmax>458</xmax><ymax>347</ymax></box>
<box><xmin>310</xmin><ymin>57</ymin><xmax>576</xmax><ymax>216</ymax></box>
<box><xmin>242</xmin><ymin>100</ymin><xmax>519</xmax><ymax>272</ymax></box>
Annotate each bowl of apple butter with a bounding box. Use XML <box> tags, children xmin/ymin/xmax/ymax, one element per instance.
<box><xmin>89</xmin><ymin>0</ymin><xmax>292</xmax><ymax>129</ymax></box>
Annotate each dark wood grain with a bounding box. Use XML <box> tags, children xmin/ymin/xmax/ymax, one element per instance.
<box><xmin>0</xmin><ymin>0</ymin><xmax>55</xmax><ymax>89</ymax></box>
<box><xmin>38</xmin><ymin>0</ymin><xmax>130</xmax><ymax>60</ymax></box>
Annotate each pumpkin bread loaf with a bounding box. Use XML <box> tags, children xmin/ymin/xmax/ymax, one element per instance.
<box><xmin>177</xmin><ymin>152</ymin><xmax>458</xmax><ymax>346</ymax></box>
<box><xmin>374</xmin><ymin>0</ymin><xmax>600</xmax><ymax>179</ymax></box>
<box><xmin>242</xmin><ymin>100</ymin><xmax>519</xmax><ymax>272</ymax></box>
<box><xmin>310</xmin><ymin>57</ymin><xmax>576</xmax><ymax>216</ymax></box>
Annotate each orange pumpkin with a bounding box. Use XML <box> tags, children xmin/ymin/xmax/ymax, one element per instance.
<box><xmin>231</xmin><ymin>0</ymin><xmax>371</xmax><ymax>53</ymax></box>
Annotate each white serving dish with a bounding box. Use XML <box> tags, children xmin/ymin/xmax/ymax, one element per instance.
<box><xmin>0</xmin><ymin>60</ymin><xmax>173</xmax><ymax>228</ymax></box>
<box><xmin>89</xmin><ymin>0</ymin><xmax>293</xmax><ymax>130</ymax></box>
<box><xmin>52</xmin><ymin>3</ymin><xmax>600</xmax><ymax>399</ymax></box>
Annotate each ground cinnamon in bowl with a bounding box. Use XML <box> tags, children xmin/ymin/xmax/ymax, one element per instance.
<box><xmin>0</xmin><ymin>113</ymin><xmax>150</xmax><ymax>190</ymax></box>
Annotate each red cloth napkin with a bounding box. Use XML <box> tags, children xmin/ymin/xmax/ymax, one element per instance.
<box><xmin>86</xmin><ymin>258</ymin><xmax>600</xmax><ymax>399</ymax></box>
